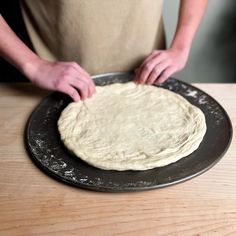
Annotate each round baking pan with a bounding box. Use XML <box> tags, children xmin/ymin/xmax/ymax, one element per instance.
<box><xmin>25</xmin><ymin>73</ymin><xmax>233</xmax><ymax>192</ymax></box>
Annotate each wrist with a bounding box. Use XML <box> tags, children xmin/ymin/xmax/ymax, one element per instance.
<box><xmin>21</xmin><ymin>56</ymin><xmax>44</xmax><ymax>82</ymax></box>
<box><xmin>170</xmin><ymin>43</ymin><xmax>190</xmax><ymax>53</ymax></box>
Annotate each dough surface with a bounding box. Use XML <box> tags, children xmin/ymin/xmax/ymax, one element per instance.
<box><xmin>58</xmin><ymin>82</ymin><xmax>206</xmax><ymax>170</ymax></box>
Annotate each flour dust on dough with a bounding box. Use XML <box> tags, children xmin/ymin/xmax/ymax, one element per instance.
<box><xmin>58</xmin><ymin>82</ymin><xmax>207</xmax><ymax>171</ymax></box>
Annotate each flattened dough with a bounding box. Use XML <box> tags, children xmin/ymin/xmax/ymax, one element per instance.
<box><xmin>58</xmin><ymin>82</ymin><xmax>206</xmax><ymax>170</ymax></box>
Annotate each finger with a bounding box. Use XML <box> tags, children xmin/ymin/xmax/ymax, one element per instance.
<box><xmin>69</xmin><ymin>78</ymin><xmax>89</xmax><ymax>100</ymax></box>
<box><xmin>75</xmin><ymin>75</ymin><xmax>95</xmax><ymax>98</ymax></box>
<box><xmin>139</xmin><ymin>51</ymin><xmax>160</xmax><ymax>68</ymax></box>
<box><xmin>155</xmin><ymin>66</ymin><xmax>176</xmax><ymax>85</ymax></box>
<box><xmin>75</xmin><ymin>69</ymin><xmax>96</xmax><ymax>95</ymax></box>
<box><xmin>146</xmin><ymin>60</ymin><xmax>171</xmax><ymax>85</ymax></box>
<box><xmin>88</xmin><ymin>77</ymin><xmax>96</xmax><ymax>94</ymax></box>
<box><xmin>65</xmin><ymin>67</ymin><xmax>95</xmax><ymax>97</ymax></box>
<box><xmin>135</xmin><ymin>59</ymin><xmax>157</xmax><ymax>84</ymax></box>
<box><xmin>89</xmin><ymin>79</ymin><xmax>96</xmax><ymax>95</ymax></box>
<box><xmin>63</xmin><ymin>72</ymin><xmax>89</xmax><ymax>100</ymax></box>
<box><xmin>78</xmin><ymin>76</ymin><xmax>96</xmax><ymax>96</ymax></box>
<box><xmin>133</xmin><ymin>51</ymin><xmax>160</xmax><ymax>81</ymax></box>
<box><xmin>134</xmin><ymin>52</ymin><xmax>167</xmax><ymax>84</ymax></box>
<box><xmin>78</xmin><ymin>70</ymin><xmax>96</xmax><ymax>94</ymax></box>
<box><xmin>58</xmin><ymin>84</ymin><xmax>81</xmax><ymax>102</ymax></box>
<box><xmin>64</xmin><ymin>62</ymin><xmax>96</xmax><ymax>94</ymax></box>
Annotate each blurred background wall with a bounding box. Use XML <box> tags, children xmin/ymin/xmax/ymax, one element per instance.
<box><xmin>163</xmin><ymin>0</ymin><xmax>236</xmax><ymax>83</ymax></box>
<box><xmin>1</xmin><ymin>0</ymin><xmax>236</xmax><ymax>83</ymax></box>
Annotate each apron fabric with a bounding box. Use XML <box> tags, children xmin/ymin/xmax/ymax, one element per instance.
<box><xmin>21</xmin><ymin>0</ymin><xmax>165</xmax><ymax>75</ymax></box>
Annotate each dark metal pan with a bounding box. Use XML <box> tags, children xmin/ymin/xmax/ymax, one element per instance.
<box><xmin>25</xmin><ymin>73</ymin><xmax>233</xmax><ymax>192</ymax></box>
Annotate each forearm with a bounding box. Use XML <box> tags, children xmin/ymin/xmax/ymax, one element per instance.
<box><xmin>170</xmin><ymin>0</ymin><xmax>208</xmax><ymax>52</ymax></box>
<box><xmin>0</xmin><ymin>15</ymin><xmax>40</xmax><ymax>79</ymax></box>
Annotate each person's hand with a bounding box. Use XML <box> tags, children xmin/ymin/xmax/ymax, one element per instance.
<box><xmin>24</xmin><ymin>58</ymin><xmax>96</xmax><ymax>102</ymax></box>
<box><xmin>133</xmin><ymin>47</ymin><xmax>189</xmax><ymax>85</ymax></box>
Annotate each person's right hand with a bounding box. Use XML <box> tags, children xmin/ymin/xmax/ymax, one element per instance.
<box><xmin>24</xmin><ymin>58</ymin><xmax>96</xmax><ymax>102</ymax></box>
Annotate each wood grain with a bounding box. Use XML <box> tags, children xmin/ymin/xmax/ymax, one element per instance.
<box><xmin>0</xmin><ymin>83</ymin><xmax>235</xmax><ymax>236</ymax></box>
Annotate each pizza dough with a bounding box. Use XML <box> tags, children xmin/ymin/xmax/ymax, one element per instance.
<box><xmin>58</xmin><ymin>82</ymin><xmax>206</xmax><ymax>171</ymax></box>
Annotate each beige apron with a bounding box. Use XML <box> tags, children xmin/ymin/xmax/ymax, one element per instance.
<box><xmin>21</xmin><ymin>0</ymin><xmax>165</xmax><ymax>75</ymax></box>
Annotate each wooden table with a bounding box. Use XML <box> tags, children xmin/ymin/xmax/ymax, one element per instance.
<box><xmin>0</xmin><ymin>83</ymin><xmax>235</xmax><ymax>236</ymax></box>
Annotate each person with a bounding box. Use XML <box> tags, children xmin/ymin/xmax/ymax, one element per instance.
<box><xmin>0</xmin><ymin>0</ymin><xmax>208</xmax><ymax>102</ymax></box>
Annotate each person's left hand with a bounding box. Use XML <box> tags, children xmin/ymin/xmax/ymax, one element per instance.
<box><xmin>133</xmin><ymin>47</ymin><xmax>189</xmax><ymax>85</ymax></box>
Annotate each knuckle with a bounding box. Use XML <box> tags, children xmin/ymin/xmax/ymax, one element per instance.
<box><xmin>70</xmin><ymin>90</ymin><xmax>78</xmax><ymax>98</ymax></box>
<box><xmin>178</xmin><ymin>64</ymin><xmax>184</xmax><ymax>70</ymax></box>
<box><xmin>65</xmin><ymin>64</ymin><xmax>76</xmax><ymax>73</ymax></box>
<box><xmin>71</xmin><ymin>61</ymin><xmax>77</xmax><ymax>65</ymax></box>
<box><xmin>88</xmin><ymin>82</ymin><xmax>94</xmax><ymax>90</ymax></box>
<box><xmin>68</xmin><ymin>66</ymin><xmax>76</xmax><ymax>72</ymax></box>
<box><xmin>166</xmin><ymin>58</ymin><xmax>172</xmax><ymax>64</ymax></box>
<box><xmin>61</xmin><ymin>71</ymin><xmax>72</xmax><ymax>79</ymax></box>
<box><xmin>61</xmin><ymin>74</ymin><xmax>71</xmax><ymax>84</ymax></box>
<box><xmin>62</xmin><ymin>72</ymin><xmax>71</xmax><ymax>79</ymax></box>
<box><xmin>147</xmin><ymin>79</ymin><xmax>154</xmax><ymax>85</ymax></box>
<box><xmin>78</xmin><ymin>84</ymin><xmax>89</xmax><ymax>95</ymax></box>
<box><xmin>159</xmin><ymin>75</ymin><xmax>165</xmax><ymax>81</ymax></box>
<box><xmin>158</xmin><ymin>78</ymin><xmax>165</xmax><ymax>85</ymax></box>
<box><xmin>152</xmin><ymin>50</ymin><xmax>159</xmax><ymax>54</ymax></box>
<box><xmin>162</xmin><ymin>71</ymin><xmax>168</xmax><ymax>78</ymax></box>
<box><xmin>143</xmin><ymin>63</ymin><xmax>151</xmax><ymax>71</ymax></box>
<box><xmin>154</xmin><ymin>67</ymin><xmax>160</xmax><ymax>74</ymax></box>
<box><xmin>71</xmin><ymin>61</ymin><xmax>79</xmax><ymax>68</ymax></box>
<box><xmin>159</xmin><ymin>52</ymin><xmax>166</xmax><ymax>57</ymax></box>
<box><xmin>159</xmin><ymin>51</ymin><xmax>166</xmax><ymax>57</ymax></box>
<box><xmin>54</xmin><ymin>78</ymin><xmax>64</xmax><ymax>89</ymax></box>
<box><xmin>161</xmin><ymin>77</ymin><xmax>168</xmax><ymax>83</ymax></box>
<box><xmin>90</xmin><ymin>79</ymin><xmax>95</xmax><ymax>86</ymax></box>
<box><xmin>79</xmin><ymin>81</ymin><xmax>87</xmax><ymax>89</ymax></box>
<box><xmin>71</xmin><ymin>92</ymin><xmax>80</xmax><ymax>102</ymax></box>
<box><xmin>171</xmin><ymin>65</ymin><xmax>178</xmax><ymax>71</ymax></box>
<box><xmin>80</xmin><ymin>90</ymin><xmax>87</xmax><ymax>99</ymax></box>
<box><xmin>146</xmin><ymin>62</ymin><xmax>152</xmax><ymax>68</ymax></box>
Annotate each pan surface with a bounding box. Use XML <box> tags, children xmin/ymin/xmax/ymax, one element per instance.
<box><xmin>25</xmin><ymin>73</ymin><xmax>232</xmax><ymax>192</ymax></box>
